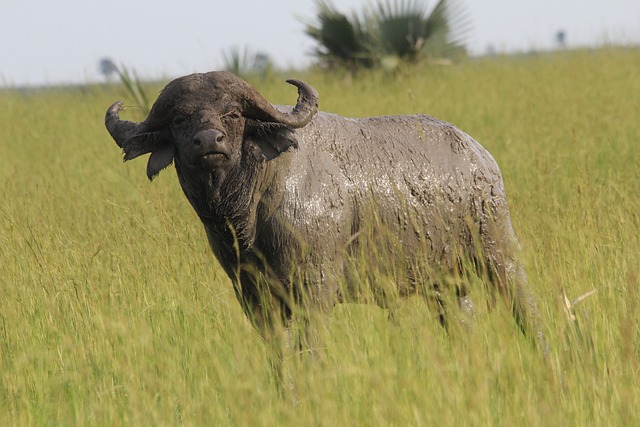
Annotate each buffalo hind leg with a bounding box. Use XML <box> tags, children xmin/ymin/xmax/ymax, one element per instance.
<box><xmin>482</xmin><ymin>215</ymin><xmax>549</xmax><ymax>355</ymax></box>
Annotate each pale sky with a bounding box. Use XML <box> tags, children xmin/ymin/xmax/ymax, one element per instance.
<box><xmin>1</xmin><ymin>0</ymin><xmax>639</xmax><ymax>87</ymax></box>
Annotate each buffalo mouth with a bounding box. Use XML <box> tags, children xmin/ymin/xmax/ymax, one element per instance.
<box><xmin>198</xmin><ymin>151</ymin><xmax>228</xmax><ymax>168</ymax></box>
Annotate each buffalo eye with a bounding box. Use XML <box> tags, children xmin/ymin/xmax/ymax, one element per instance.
<box><xmin>220</xmin><ymin>105</ymin><xmax>242</xmax><ymax>121</ymax></box>
<box><xmin>172</xmin><ymin>115</ymin><xmax>189</xmax><ymax>127</ymax></box>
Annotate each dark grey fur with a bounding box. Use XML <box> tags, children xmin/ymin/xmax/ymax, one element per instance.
<box><xmin>105</xmin><ymin>71</ymin><xmax>545</xmax><ymax>351</ymax></box>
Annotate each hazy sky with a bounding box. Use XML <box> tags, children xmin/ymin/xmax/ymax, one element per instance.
<box><xmin>2</xmin><ymin>0</ymin><xmax>639</xmax><ymax>87</ymax></box>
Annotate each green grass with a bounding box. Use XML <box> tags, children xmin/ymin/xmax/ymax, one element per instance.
<box><xmin>1</xmin><ymin>48</ymin><xmax>639</xmax><ymax>425</ymax></box>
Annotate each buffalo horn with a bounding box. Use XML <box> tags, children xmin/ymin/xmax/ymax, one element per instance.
<box><xmin>105</xmin><ymin>101</ymin><xmax>141</xmax><ymax>148</ymax></box>
<box><xmin>242</xmin><ymin>79</ymin><xmax>318</xmax><ymax>128</ymax></box>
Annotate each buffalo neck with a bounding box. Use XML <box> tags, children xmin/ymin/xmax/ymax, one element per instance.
<box><xmin>173</xmin><ymin>155</ymin><xmax>281</xmax><ymax>252</ymax></box>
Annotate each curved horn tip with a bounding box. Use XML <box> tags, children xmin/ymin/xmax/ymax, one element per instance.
<box><xmin>107</xmin><ymin>100</ymin><xmax>126</xmax><ymax>115</ymax></box>
<box><xmin>105</xmin><ymin>100</ymin><xmax>138</xmax><ymax>149</ymax></box>
<box><xmin>285</xmin><ymin>79</ymin><xmax>319</xmax><ymax>99</ymax></box>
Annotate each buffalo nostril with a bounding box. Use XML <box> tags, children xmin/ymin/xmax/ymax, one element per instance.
<box><xmin>193</xmin><ymin>129</ymin><xmax>225</xmax><ymax>147</ymax></box>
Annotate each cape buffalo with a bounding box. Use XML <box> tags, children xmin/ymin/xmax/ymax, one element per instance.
<box><xmin>105</xmin><ymin>71</ymin><xmax>545</xmax><ymax>353</ymax></box>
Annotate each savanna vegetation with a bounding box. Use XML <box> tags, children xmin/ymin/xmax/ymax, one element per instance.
<box><xmin>1</xmin><ymin>47</ymin><xmax>639</xmax><ymax>425</ymax></box>
<box><xmin>304</xmin><ymin>0</ymin><xmax>469</xmax><ymax>71</ymax></box>
<box><xmin>220</xmin><ymin>0</ymin><xmax>468</xmax><ymax>77</ymax></box>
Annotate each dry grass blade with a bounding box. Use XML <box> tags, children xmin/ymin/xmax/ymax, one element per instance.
<box><xmin>561</xmin><ymin>287</ymin><xmax>598</xmax><ymax>321</ymax></box>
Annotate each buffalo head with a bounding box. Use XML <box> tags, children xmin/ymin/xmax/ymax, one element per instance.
<box><xmin>105</xmin><ymin>71</ymin><xmax>318</xmax><ymax>180</ymax></box>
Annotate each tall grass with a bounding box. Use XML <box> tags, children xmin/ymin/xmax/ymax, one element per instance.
<box><xmin>1</xmin><ymin>48</ymin><xmax>639</xmax><ymax>425</ymax></box>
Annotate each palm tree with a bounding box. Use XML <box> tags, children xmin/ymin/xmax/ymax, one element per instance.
<box><xmin>304</xmin><ymin>1</ymin><xmax>373</xmax><ymax>70</ymax></box>
<box><xmin>304</xmin><ymin>0</ymin><xmax>470</xmax><ymax>70</ymax></box>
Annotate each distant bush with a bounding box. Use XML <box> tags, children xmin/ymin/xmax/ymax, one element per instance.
<box><xmin>221</xmin><ymin>46</ymin><xmax>273</xmax><ymax>78</ymax></box>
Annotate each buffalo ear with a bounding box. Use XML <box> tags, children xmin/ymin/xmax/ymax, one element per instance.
<box><xmin>245</xmin><ymin>123</ymin><xmax>299</xmax><ymax>161</ymax></box>
<box><xmin>122</xmin><ymin>132</ymin><xmax>170</xmax><ymax>161</ymax></box>
<box><xmin>146</xmin><ymin>144</ymin><xmax>176</xmax><ymax>180</ymax></box>
<box><xmin>120</xmin><ymin>130</ymin><xmax>175</xmax><ymax>180</ymax></box>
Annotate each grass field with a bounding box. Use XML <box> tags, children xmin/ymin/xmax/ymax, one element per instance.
<box><xmin>1</xmin><ymin>48</ymin><xmax>639</xmax><ymax>425</ymax></box>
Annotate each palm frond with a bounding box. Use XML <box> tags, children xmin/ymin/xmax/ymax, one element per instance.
<box><xmin>115</xmin><ymin>64</ymin><xmax>151</xmax><ymax>115</ymax></box>
<box><xmin>420</xmin><ymin>0</ymin><xmax>471</xmax><ymax>59</ymax></box>
<box><xmin>304</xmin><ymin>0</ymin><xmax>372</xmax><ymax>68</ymax></box>
<box><xmin>372</xmin><ymin>0</ymin><xmax>430</xmax><ymax>60</ymax></box>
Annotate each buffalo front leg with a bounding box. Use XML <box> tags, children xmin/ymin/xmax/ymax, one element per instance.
<box><xmin>234</xmin><ymin>274</ymin><xmax>295</xmax><ymax>395</ymax></box>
